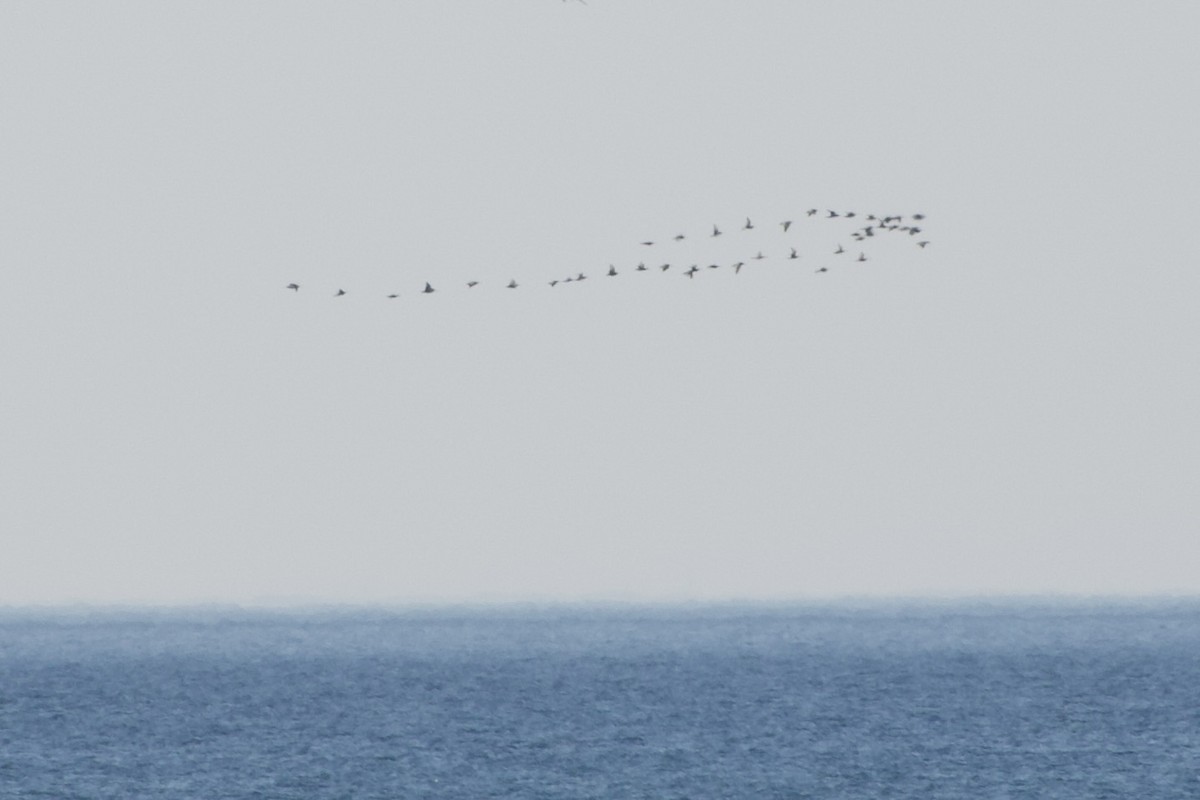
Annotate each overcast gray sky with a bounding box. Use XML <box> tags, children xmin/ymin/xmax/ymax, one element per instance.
<box><xmin>2</xmin><ymin>1</ymin><xmax>1197</xmax><ymax>605</ymax></box>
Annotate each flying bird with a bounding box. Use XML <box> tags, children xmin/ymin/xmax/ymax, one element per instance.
<box><xmin>576</xmin><ymin>272</ymin><xmax>587</xmax><ymax>281</ymax></box>
<box><xmin>335</xmin><ymin>289</ymin><xmax>346</xmax><ymax>296</ymax></box>
<box><xmin>607</xmin><ymin>265</ymin><xmax>618</xmax><ymax>276</ymax></box>
<box><xmin>286</xmin><ymin>283</ymin><xmax>299</xmax><ymax>291</ymax></box>
<box><xmin>673</xmin><ymin>234</ymin><xmax>685</xmax><ymax>241</ymax></box>
<box><xmin>684</xmin><ymin>266</ymin><xmax>699</xmax><ymax>278</ymax></box>
<box><xmin>918</xmin><ymin>241</ymin><xmax>930</xmax><ymax>248</ymax></box>
<box><xmin>636</xmin><ymin>263</ymin><xmax>647</xmax><ymax>271</ymax></box>
<box><xmin>826</xmin><ymin>210</ymin><xmax>840</xmax><ymax>218</ymax></box>
<box><xmin>641</xmin><ymin>241</ymin><xmax>654</xmax><ymax>246</ymax></box>
<box><xmin>807</xmin><ymin>209</ymin><xmax>818</xmax><ymax>216</ymax></box>
<box><xmin>712</xmin><ymin>225</ymin><xmax>722</xmax><ymax>237</ymax></box>
<box><xmin>550</xmin><ymin>279</ymin><xmax>559</xmax><ymax>287</ymax></box>
<box><xmin>858</xmin><ymin>253</ymin><xmax>867</xmax><ymax>262</ymax></box>
<box><xmin>781</xmin><ymin>220</ymin><xmax>792</xmax><ymax>232</ymax></box>
<box><xmin>834</xmin><ymin>245</ymin><xmax>844</xmax><ymax>254</ymax></box>
<box><xmin>815</xmin><ymin>267</ymin><xmax>828</xmax><ymax>273</ymax></box>
<box><xmin>507</xmin><ymin>279</ymin><xmax>518</xmax><ymax>288</ymax></box>
<box><xmin>467</xmin><ymin>281</ymin><xmax>479</xmax><ymax>288</ymax></box>
<box><xmin>733</xmin><ymin>262</ymin><xmax>744</xmax><ymax>274</ymax></box>
<box><xmin>789</xmin><ymin>248</ymin><xmax>799</xmax><ymax>259</ymax></box>
<box><xmin>423</xmin><ymin>282</ymin><xmax>434</xmax><ymax>294</ymax></box>
<box><xmin>752</xmin><ymin>251</ymin><xmax>765</xmax><ymax>260</ymax></box>
<box><xmin>660</xmin><ymin>263</ymin><xmax>671</xmax><ymax>272</ymax></box>
<box><xmin>744</xmin><ymin>217</ymin><xmax>754</xmax><ymax>230</ymax></box>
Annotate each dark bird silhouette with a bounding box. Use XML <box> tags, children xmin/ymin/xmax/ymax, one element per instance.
<box><xmin>684</xmin><ymin>266</ymin><xmax>699</xmax><ymax>278</ymax></box>
<box><xmin>550</xmin><ymin>279</ymin><xmax>559</xmax><ymax>287</ymax></box>
<box><xmin>858</xmin><ymin>253</ymin><xmax>867</xmax><ymax>262</ymax></box>
<box><xmin>673</xmin><ymin>234</ymin><xmax>685</xmax><ymax>241</ymax></box>
<box><xmin>744</xmin><ymin>217</ymin><xmax>754</xmax><ymax>230</ymax></box>
<box><xmin>753</xmin><ymin>251</ymin><xmax>765</xmax><ymax>260</ymax></box>
<box><xmin>918</xmin><ymin>241</ymin><xmax>930</xmax><ymax>248</ymax></box>
<box><xmin>607</xmin><ymin>265</ymin><xmax>618</xmax><ymax>276</ymax></box>
<box><xmin>912</xmin><ymin>213</ymin><xmax>925</xmax><ymax>220</ymax></box>
<box><xmin>712</xmin><ymin>225</ymin><xmax>722</xmax><ymax>237</ymax></box>
<box><xmin>834</xmin><ymin>245</ymin><xmax>845</xmax><ymax>255</ymax></box>
<box><xmin>636</xmin><ymin>262</ymin><xmax>647</xmax><ymax>271</ymax></box>
<box><xmin>286</xmin><ymin>283</ymin><xmax>299</xmax><ymax>291</ymax></box>
<box><xmin>789</xmin><ymin>247</ymin><xmax>799</xmax><ymax>259</ymax></box>
<box><xmin>467</xmin><ymin>281</ymin><xmax>479</xmax><ymax>288</ymax></box>
<box><xmin>781</xmin><ymin>220</ymin><xmax>792</xmax><ymax>232</ymax></box>
<box><xmin>807</xmin><ymin>209</ymin><xmax>818</xmax><ymax>216</ymax></box>
<box><xmin>423</xmin><ymin>282</ymin><xmax>434</xmax><ymax>294</ymax></box>
<box><xmin>660</xmin><ymin>263</ymin><xmax>671</xmax><ymax>272</ymax></box>
<box><xmin>641</xmin><ymin>241</ymin><xmax>654</xmax><ymax>246</ymax></box>
<box><xmin>507</xmin><ymin>279</ymin><xmax>518</xmax><ymax>288</ymax></box>
<box><xmin>336</xmin><ymin>289</ymin><xmax>346</xmax><ymax>296</ymax></box>
<box><xmin>845</xmin><ymin>212</ymin><xmax>856</xmax><ymax>218</ymax></box>
<box><xmin>388</xmin><ymin>293</ymin><xmax>399</xmax><ymax>299</ymax></box>
<box><xmin>826</xmin><ymin>210</ymin><xmax>840</xmax><ymax>218</ymax></box>
<box><xmin>733</xmin><ymin>262</ymin><xmax>744</xmax><ymax>274</ymax></box>
<box><xmin>815</xmin><ymin>267</ymin><xmax>828</xmax><ymax>273</ymax></box>
<box><xmin>707</xmin><ymin>263</ymin><xmax>720</xmax><ymax>269</ymax></box>
<box><xmin>576</xmin><ymin>272</ymin><xmax>587</xmax><ymax>281</ymax></box>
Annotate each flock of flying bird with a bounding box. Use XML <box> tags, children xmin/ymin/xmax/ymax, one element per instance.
<box><xmin>284</xmin><ymin>209</ymin><xmax>930</xmax><ymax>298</ymax></box>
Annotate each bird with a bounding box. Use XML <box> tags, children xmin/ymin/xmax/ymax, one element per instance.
<box><xmin>660</xmin><ymin>263</ymin><xmax>671</xmax><ymax>272</ymax></box>
<box><xmin>422</xmin><ymin>282</ymin><xmax>434</xmax><ymax>294</ymax></box>
<box><xmin>912</xmin><ymin>213</ymin><xmax>925</xmax><ymax>220</ymax></box>
<box><xmin>684</xmin><ymin>266</ymin><xmax>699</xmax><ymax>278</ymax></box>
<box><xmin>858</xmin><ymin>253</ymin><xmax>867</xmax><ymax>262</ymax></box>
<box><xmin>286</xmin><ymin>283</ymin><xmax>299</xmax><ymax>291</ymax></box>
<box><xmin>807</xmin><ymin>209</ymin><xmax>818</xmax><ymax>216</ymax></box>
<box><xmin>467</xmin><ymin>281</ymin><xmax>479</xmax><ymax>288</ymax></box>
<box><xmin>641</xmin><ymin>241</ymin><xmax>654</xmax><ymax>246</ymax></box>
<box><xmin>549</xmin><ymin>280</ymin><xmax>559</xmax><ymax>287</ymax></box>
<box><xmin>918</xmin><ymin>241</ymin><xmax>930</xmax><ymax>248</ymax></box>
<box><xmin>387</xmin><ymin>293</ymin><xmax>399</xmax><ymax>299</ymax></box>
<box><xmin>834</xmin><ymin>245</ymin><xmax>844</xmax><ymax>255</ymax></box>
<box><xmin>826</xmin><ymin>210</ymin><xmax>840</xmax><ymax>218</ymax></box>
<box><xmin>845</xmin><ymin>212</ymin><xmax>856</xmax><ymax>218</ymax></box>
<box><xmin>576</xmin><ymin>272</ymin><xmax>587</xmax><ymax>281</ymax></box>
<box><xmin>781</xmin><ymin>220</ymin><xmax>792</xmax><ymax>232</ymax></box>
<box><xmin>335</xmin><ymin>289</ymin><xmax>346</xmax><ymax>296</ymax></box>
<box><xmin>607</xmin><ymin>265</ymin><xmax>618</xmax><ymax>276</ymax></box>
<box><xmin>707</xmin><ymin>263</ymin><xmax>720</xmax><ymax>269</ymax></box>
<box><xmin>733</xmin><ymin>262</ymin><xmax>744</xmax><ymax>274</ymax></box>
<box><xmin>636</xmin><ymin>262</ymin><xmax>647</xmax><ymax>271</ymax></box>
<box><xmin>673</xmin><ymin>234</ymin><xmax>685</xmax><ymax>241</ymax></box>
<box><xmin>753</xmin><ymin>251</ymin><xmax>765</xmax><ymax>260</ymax></box>
<box><xmin>789</xmin><ymin>247</ymin><xmax>799</xmax><ymax>259</ymax></box>
<box><xmin>712</xmin><ymin>224</ymin><xmax>722</xmax><ymax>237</ymax></box>
<box><xmin>507</xmin><ymin>279</ymin><xmax>518</xmax><ymax>288</ymax></box>
<box><xmin>815</xmin><ymin>267</ymin><xmax>828</xmax><ymax>273</ymax></box>
<box><xmin>744</xmin><ymin>217</ymin><xmax>754</xmax><ymax>230</ymax></box>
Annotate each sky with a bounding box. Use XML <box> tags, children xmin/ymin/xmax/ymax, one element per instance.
<box><xmin>2</xmin><ymin>1</ymin><xmax>1198</xmax><ymax>605</ymax></box>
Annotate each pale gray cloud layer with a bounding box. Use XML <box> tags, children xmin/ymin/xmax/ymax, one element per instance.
<box><xmin>2</xmin><ymin>2</ymin><xmax>1197</xmax><ymax>604</ymax></box>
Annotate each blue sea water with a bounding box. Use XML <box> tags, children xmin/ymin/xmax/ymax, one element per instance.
<box><xmin>1</xmin><ymin>602</ymin><xmax>1198</xmax><ymax>799</ymax></box>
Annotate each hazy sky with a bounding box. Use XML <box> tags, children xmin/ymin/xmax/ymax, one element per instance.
<box><xmin>3</xmin><ymin>1</ymin><xmax>1198</xmax><ymax>605</ymax></box>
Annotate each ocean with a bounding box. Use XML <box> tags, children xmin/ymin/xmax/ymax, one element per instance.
<box><xmin>1</xmin><ymin>602</ymin><xmax>1197</xmax><ymax>798</ymax></box>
